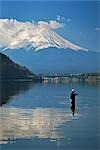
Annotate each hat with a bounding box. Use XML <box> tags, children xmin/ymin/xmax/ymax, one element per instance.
<box><xmin>72</xmin><ymin>89</ymin><xmax>74</xmax><ymax>92</ymax></box>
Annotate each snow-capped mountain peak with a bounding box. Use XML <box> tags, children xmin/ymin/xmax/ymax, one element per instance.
<box><xmin>38</xmin><ymin>29</ymin><xmax>87</xmax><ymax>51</ymax></box>
<box><xmin>0</xmin><ymin>19</ymin><xmax>87</xmax><ymax>52</ymax></box>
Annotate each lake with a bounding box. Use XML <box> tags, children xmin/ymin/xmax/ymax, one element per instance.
<box><xmin>0</xmin><ymin>80</ymin><xmax>100</xmax><ymax>150</ymax></box>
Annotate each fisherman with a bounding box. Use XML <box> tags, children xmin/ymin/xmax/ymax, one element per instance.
<box><xmin>70</xmin><ymin>89</ymin><xmax>78</xmax><ymax>116</ymax></box>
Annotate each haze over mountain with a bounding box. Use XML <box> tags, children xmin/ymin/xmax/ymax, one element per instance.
<box><xmin>3</xmin><ymin>48</ymin><xmax>100</xmax><ymax>74</ymax></box>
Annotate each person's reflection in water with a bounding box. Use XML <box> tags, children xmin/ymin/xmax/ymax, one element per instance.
<box><xmin>71</xmin><ymin>104</ymin><xmax>75</xmax><ymax>116</ymax></box>
<box><xmin>70</xmin><ymin>89</ymin><xmax>78</xmax><ymax>116</ymax></box>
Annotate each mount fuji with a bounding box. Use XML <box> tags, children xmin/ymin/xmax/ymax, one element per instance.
<box><xmin>0</xmin><ymin>19</ymin><xmax>99</xmax><ymax>74</ymax></box>
<box><xmin>0</xmin><ymin>19</ymin><xmax>87</xmax><ymax>52</ymax></box>
<box><xmin>32</xmin><ymin>29</ymin><xmax>87</xmax><ymax>51</ymax></box>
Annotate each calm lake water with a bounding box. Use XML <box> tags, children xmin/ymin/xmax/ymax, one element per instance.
<box><xmin>0</xmin><ymin>80</ymin><xmax>100</xmax><ymax>150</ymax></box>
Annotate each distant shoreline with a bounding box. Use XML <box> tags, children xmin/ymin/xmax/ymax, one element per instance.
<box><xmin>38</xmin><ymin>72</ymin><xmax>100</xmax><ymax>83</ymax></box>
<box><xmin>0</xmin><ymin>72</ymin><xmax>100</xmax><ymax>82</ymax></box>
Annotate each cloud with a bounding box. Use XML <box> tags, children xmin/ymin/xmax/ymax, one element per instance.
<box><xmin>57</xmin><ymin>15</ymin><xmax>60</xmax><ymax>21</ymax></box>
<box><xmin>56</xmin><ymin>15</ymin><xmax>71</xmax><ymax>22</ymax></box>
<box><xmin>95</xmin><ymin>27</ymin><xmax>100</xmax><ymax>31</ymax></box>
<box><xmin>37</xmin><ymin>20</ymin><xmax>64</xmax><ymax>29</ymax></box>
<box><xmin>0</xmin><ymin>19</ymin><xmax>87</xmax><ymax>51</ymax></box>
<box><xmin>67</xmin><ymin>18</ymin><xmax>71</xmax><ymax>22</ymax></box>
<box><xmin>56</xmin><ymin>15</ymin><xmax>64</xmax><ymax>21</ymax></box>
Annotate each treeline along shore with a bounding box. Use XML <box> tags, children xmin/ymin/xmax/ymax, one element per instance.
<box><xmin>39</xmin><ymin>73</ymin><xmax>100</xmax><ymax>83</ymax></box>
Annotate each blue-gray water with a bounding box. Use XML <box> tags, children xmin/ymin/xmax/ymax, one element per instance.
<box><xmin>0</xmin><ymin>81</ymin><xmax>100</xmax><ymax>150</ymax></box>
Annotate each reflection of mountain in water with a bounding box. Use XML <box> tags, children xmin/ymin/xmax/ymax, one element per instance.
<box><xmin>0</xmin><ymin>107</ymin><xmax>79</xmax><ymax>144</ymax></box>
<box><xmin>0</xmin><ymin>81</ymin><xmax>33</xmax><ymax>106</ymax></box>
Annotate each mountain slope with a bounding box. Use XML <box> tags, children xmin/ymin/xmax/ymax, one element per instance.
<box><xmin>0</xmin><ymin>52</ymin><xmax>39</xmax><ymax>80</ymax></box>
<box><xmin>34</xmin><ymin>29</ymin><xmax>87</xmax><ymax>51</ymax></box>
<box><xmin>3</xmin><ymin>48</ymin><xmax>100</xmax><ymax>74</ymax></box>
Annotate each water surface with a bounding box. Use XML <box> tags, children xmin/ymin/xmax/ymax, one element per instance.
<box><xmin>0</xmin><ymin>81</ymin><xmax>100</xmax><ymax>150</ymax></box>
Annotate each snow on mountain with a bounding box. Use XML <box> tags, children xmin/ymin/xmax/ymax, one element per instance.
<box><xmin>0</xmin><ymin>19</ymin><xmax>87</xmax><ymax>52</ymax></box>
<box><xmin>40</xmin><ymin>29</ymin><xmax>87</xmax><ymax>51</ymax></box>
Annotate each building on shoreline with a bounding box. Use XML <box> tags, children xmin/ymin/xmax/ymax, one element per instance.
<box><xmin>39</xmin><ymin>73</ymin><xmax>100</xmax><ymax>83</ymax></box>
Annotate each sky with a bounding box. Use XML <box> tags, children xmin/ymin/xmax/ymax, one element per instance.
<box><xmin>0</xmin><ymin>1</ymin><xmax>99</xmax><ymax>74</ymax></box>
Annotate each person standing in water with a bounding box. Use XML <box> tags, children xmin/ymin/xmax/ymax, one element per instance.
<box><xmin>70</xmin><ymin>89</ymin><xmax>78</xmax><ymax>116</ymax></box>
